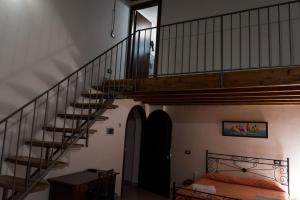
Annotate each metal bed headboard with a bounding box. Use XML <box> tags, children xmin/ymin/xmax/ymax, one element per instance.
<box><xmin>205</xmin><ymin>150</ymin><xmax>290</xmax><ymax>194</ymax></box>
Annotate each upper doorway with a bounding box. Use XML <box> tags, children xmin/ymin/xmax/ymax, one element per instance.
<box><xmin>127</xmin><ymin>0</ymin><xmax>161</xmax><ymax>78</ymax></box>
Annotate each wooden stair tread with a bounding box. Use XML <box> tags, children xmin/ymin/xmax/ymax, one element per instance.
<box><xmin>70</xmin><ymin>102</ymin><xmax>118</xmax><ymax>109</ymax></box>
<box><xmin>5</xmin><ymin>156</ymin><xmax>68</xmax><ymax>169</ymax></box>
<box><xmin>64</xmin><ymin>136</ymin><xmax>88</xmax><ymax>140</ymax></box>
<box><xmin>81</xmin><ymin>93</ymin><xmax>116</xmax><ymax>99</ymax></box>
<box><xmin>92</xmin><ymin>85</ymin><xmax>133</xmax><ymax>91</ymax></box>
<box><xmin>57</xmin><ymin>113</ymin><xmax>108</xmax><ymax>121</ymax></box>
<box><xmin>43</xmin><ymin>127</ymin><xmax>97</xmax><ymax>134</ymax></box>
<box><xmin>0</xmin><ymin>175</ymin><xmax>48</xmax><ymax>192</ymax></box>
<box><xmin>25</xmin><ymin>140</ymin><xmax>84</xmax><ymax>149</ymax></box>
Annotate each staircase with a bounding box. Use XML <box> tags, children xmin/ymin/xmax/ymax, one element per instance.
<box><xmin>0</xmin><ymin>84</ymin><xmax>128</xmax><ymax>199</ymax></box>
<box><xmin>0</xmin><ymin>34</ymin><xmax>134</xmax><ymax>199</ymax></box>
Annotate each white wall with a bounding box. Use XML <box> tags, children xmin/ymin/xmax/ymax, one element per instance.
<box><xmin>166</xmin><ymin>105</ymin><xmax>300</xmax><ymax>199</ymax></box>
<box><xmin>0</xmin><ymin>0</ymin><xmax>130</xmax><ymax>119</ymax></box>
<box><xmin>26</xmin><ymin>99</ymin><xmax>141</xmax><ymax>200</ymax></box>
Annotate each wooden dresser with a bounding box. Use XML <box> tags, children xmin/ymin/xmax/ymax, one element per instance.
<box><xmin>48</xmin><ymin>170</ymin><xmax>118</xmax><ymax>200</ymax></box>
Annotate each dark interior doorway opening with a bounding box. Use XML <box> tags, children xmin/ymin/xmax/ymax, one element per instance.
<box><xmin>139</xmin><ymin>110</ymin><xmax>172</xmax><ymax>198</ymax></box>
<box><xmin>121</xmin><ymin>106</ymin><xmax>146</xmax><ymax>197</ymax></box>
<box><xmin>126</xmin><ymin>0</ymin><xmax>162</xmax><ymax>78</ymax></box>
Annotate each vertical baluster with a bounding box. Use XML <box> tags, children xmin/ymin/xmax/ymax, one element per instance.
<box><xmin>196</xmin><ymin>20</ymin><xmax>200</xmax><ymax>72</ymax></box>
<box><xmin>39</xmin><ymin>93</ymin><xmax>49</xmax><ymax>173</ymax></box>
<box><xmin>143</xmin><ymin>30</ymin><xmax>146</xmax><ymax>78</ymax></box>
<box><xmin>212</xmin><ymin>18</ymin><xmax>215</xmax><ymax>71</ymax></box>
<box><xmin>268</xmin><ymin>8</ymin><xmax>272</xmax><ymax>66</ymax></box>
<box><xmin>61</xmin><ymin>79</ymin><xmax>70</xmax><ymax>152</ymax></box>
<box><xmin>189</xmin><ymin>22</ymin><xmax>192</xmax><ymax>73</ymax></box>
<box><xmin>230</xmin><ymin>14</ymin><xmax>233</xmax><ymax>70</ymax></box>
<box><xmin>278</xmin><ymin>5</ymin><xmax>282</xmax><ymax>66</ymax></box>
<box><xmin>71</xmin><ymin>72</ymin><xmax>79</xmax><ymax>144</ymax></box>
<box><xmin>204</xmin><ymin>19</ymin><xmax>207</xmax><ymax>72</ymax></box>
<box><xmin>51</xmin><ymin>85</ymin><xmax>60</xmax><ymax>158</ymax></box>
<box><xmin>153</xmin><ymin>27</ymin><xmax>159</xmax><ymax>78</ymax></box>
<box><xmin>160</xmin><ymin>28</ymin><xmax>164</xmax><ymax>75</ymax></box>
<box><xmin>80</xmin><ymin>67</ymin><xmax>87</xmax><ymax>140</ymax></box>
<box><xmin>86</xmin><ymin>63</ymin><xmax>95</xmax><ymax>147</ymax></box>
<box><xmin>130</xmin><ymin>33</ymin><xmax>136</xmax><ymax>79</ymax></box>
<box><xmin>108</xmin><ymin>50</ymin><xmax>113</xmax><ymax>102</ymax></box>
<box><xmin>174</xmin><ymin>25</ymin><xmax>178</xmax><ymax>73</ymax></box>
<box><xmin>96</xmin><ymin>57</ymin><xmax>103</xmax><ymax>105</ymax></box>
<box><xmin>0</xmin><ymin>120</ymin><xmax>8</xmax><ymax>174</ymax></box>
<box><xmin>149</xmin><ymin>29</ymin><xmax>153</xmax><ymax>76</ymax></box>
<box><xmin>288</xmin><ymin>3</ymin><xmax>293</xmax><ymax>65</ymax></box>
<box><xmin>221</xmin><ymin>16</ymin><xmax>224</xmax><ymax>75</ymax></box>
<box><xmin>258</xmin><ymin>9</ymin><xmax>261</xmax><ymax>68</ymax></box>
<box><xmin>249</xmin><ymin>11</ymin><xmax>252</xmax><ymax>68</ymax></box>
<box><xmin>167</xmin><ymin>26</ymin><xmax>171</xmax><ymax>74</ymax></box>
<box><xmin>25</xmin><ymin>100</ymin><xmax>37</xmax><ymax>188</ymax></box>
<box><xmin>136</xmin><ymin>31</ymin><xmax>141</xmax><ymax>80</ymax></box>
<box><xmin>12</xmin><ymin>109</ymin><xmax>24</xmax><ymax>195</ymax></box>
<box><xmin>119</xmin><ymin>43</ymin><xmax>123</xmax><ymax>92</ymax></box>
<box><xmin>181</xmin><ymin>24</ymin><xmax>185</xmax><ymax>73</ymax></box>
<box><xmin>99</xmin><ymin>54</ymin><xmax>108</xmax><ymax>112</ymax></box>
<box><xmin>239</xmin><ymin>12</ymin><xmax>242</xmax><ymax>69</ymax></box>
<box><xmin>114</xmin><ymin>45</ymin><xmax>119</xmax><ymax>95</ymax></box>
<box><xmin>123</xmin><ymin>40</ymin><xmax>128</xmax><ymax>90</ymax></box>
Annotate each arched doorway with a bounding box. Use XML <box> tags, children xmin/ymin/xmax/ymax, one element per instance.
<box><xmin>139</xmin><ymin>110</ymin><xmax>172</xmax><ymax>198</ymax></box>
<box><xmin>121</xmin><ymin>106</ymin><xmax>146</xmax><ymax>196</ymax></box>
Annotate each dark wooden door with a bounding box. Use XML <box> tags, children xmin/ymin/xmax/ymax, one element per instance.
<box><xmin>132</xmin><ymin>12</ymin><xmax>152</xmax><ymax>78</ymax></box>
<box><xmin>138</xmin><ymin>110</ymin><xmax>172</xmax><ymax>198</ymax></box>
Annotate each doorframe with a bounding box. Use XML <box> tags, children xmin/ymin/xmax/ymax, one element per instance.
<box><xmin>126</xmin><ymin>0</ymin><xmax>162</xmax><ymax>78</ymax></box>
<box><xmin>120</xmin><ymin>105</ymin><xmax>146</xmax><ymax>198</ymax></box>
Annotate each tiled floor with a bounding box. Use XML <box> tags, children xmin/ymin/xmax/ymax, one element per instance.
<box><xmin>122</xmin><ymin>185</ymin><xmax>171</xmax><ymax>200</ymax></box>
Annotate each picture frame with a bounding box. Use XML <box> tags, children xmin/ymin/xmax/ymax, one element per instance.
<box><xmin>222</xmin><ymin>121</ymin><xmax>268</xmax><ymax>138</ymax></box>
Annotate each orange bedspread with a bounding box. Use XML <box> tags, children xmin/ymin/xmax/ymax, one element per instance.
<box><xmin>176</xmin><ymin>178</ymin><xmax>290</xmax><ymax>200</ymax></box>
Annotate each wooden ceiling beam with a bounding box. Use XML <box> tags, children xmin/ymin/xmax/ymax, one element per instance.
<box><xmin>134</xmin><ymin>96</ymin><xmax>300</xmax><ymax>102</ymax></box>
<box><xmin>129</xmin><ymin>92</ymin><xmax>300</xmax><ymax>99</ymax></box>
<box><xmin>145</xmin><ymin>102</ymin><xmax>300</xmax><ymax>105</ymax></box>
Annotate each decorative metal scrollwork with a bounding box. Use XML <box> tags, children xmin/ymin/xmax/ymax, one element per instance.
<box><xmin>206</xmin><ymin>152</ymin><xmax>289</xmax><ymax>189</ymax></box>
<box><xmin>274</xmin><ymin>166</ymin><xmax>288</xmax><ymax>185</ymax></box>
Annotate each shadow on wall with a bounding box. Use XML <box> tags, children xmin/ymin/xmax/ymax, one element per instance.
<box><xmin>0</xmin><ymin>0</ymin><xmax>88</xmax><ymax>118</ymax></box>
<box><xmin>0</xmin><ymin>0</ymin><xmax>129</xmax><ymax>118</ymax></box>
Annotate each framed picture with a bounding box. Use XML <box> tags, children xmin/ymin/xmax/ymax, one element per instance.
<box><xmin>222</xmin><ymin>121</ymin><xmax>268</xmax><ymax>138</ymax></box>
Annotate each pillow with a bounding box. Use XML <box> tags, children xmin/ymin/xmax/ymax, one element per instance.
<box><xmin>205</xmin><ymin>173</ymin><xmax>286</xmax><ymax>192</ymax></box>
<box><xmin>256</xmin><ymin>196</ymin><xmax>279</xmax><ymax>200</ymax></box>
<box><xmin>191</xmin><ymin>184</ymin><xmax>216</xmax><ymax>194</ymax></box>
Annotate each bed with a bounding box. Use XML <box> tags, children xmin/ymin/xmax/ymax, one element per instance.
<box><xmin>173</xmin><ymin>151</ymin><xmax>290</xmax><ymax>200</ymax></box>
